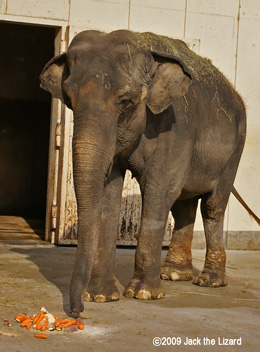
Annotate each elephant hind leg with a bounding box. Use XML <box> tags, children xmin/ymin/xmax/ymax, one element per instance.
<box><xmin>161</xmin><ymin>198</ymin><xmax>198</xmax><ymax>281</ymax></box>
<box><xmin>192</xmin><ymin>190</ymin><xmax>228</xmax><ymax>288</ymax></box>
<box><xmin>193</xmin><ymin>141</ymin><xmax>244</xmax><ymax>288</ymax></box>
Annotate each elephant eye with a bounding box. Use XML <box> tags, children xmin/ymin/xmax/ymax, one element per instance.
<box><xmin>121</xmin><ymin>98</ymin><xmax>131</xmax><ymax>108</ymax></box>
<box><xmin>119</xmin><ymin>97</ymin><xmax>134</xmax><ymax>111</ymax></box>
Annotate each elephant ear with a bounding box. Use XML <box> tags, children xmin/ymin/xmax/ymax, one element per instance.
<box><xmin>40</xmin><ymin>53</ymin><xmax>68</xmax><ymax>103</ymax></box>
<box><xmin>147</xmin><ymin>51</ymin><xmax>192</xmax><ymax>114</ymax></box>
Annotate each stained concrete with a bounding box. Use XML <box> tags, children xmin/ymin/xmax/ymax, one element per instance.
<box><xmin>0</xmin><ymin>241</ymin><xmax>259</xmax><ymax>352</ymax></box>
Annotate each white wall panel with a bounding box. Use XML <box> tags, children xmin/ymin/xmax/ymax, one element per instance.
<box><xmin>187</xmin><ymin>0</ymin><xmax>239</xmax><ymax>17</ymax></box>
<box><xmin>0</xmin><ymin>0</ymin><xmax>7</xmax><ymax>14</ymax></box>
<box><xmin>235</xmin><ymin>19</ymin><xmax>260</xmax><ymax>140</ymax></box>
<box><xmin>228</xmin><ymin>6</ymin><xmax>260</xmax><ymax>231</ymax></box>
<box><xmin>7</xmin><ymin>0</ymin><xmax>69</xmax><ymax>21</ymax></box>
<box><xmin>229</xmin><ymin>140</ymin><xmax>260</xmax><ymax>231</ymax></box>
<box><xmin>129</xmin><ymin>0</ymin><xmax>186</xmax><ymax>37</ymax></box>
<box><xmin>69</xmin><ymin>0</ymin><xmax>129</xmax><ymax>32</ymax></box>
<box><xmin>185</xmin><ymin>1</ymin><xmax>238</xmax><ymax>83</ymax></box>
<box><xmin>240</xmin><ymin>0</ymin><xmax>260</xmax><ymax>21</ymax></box>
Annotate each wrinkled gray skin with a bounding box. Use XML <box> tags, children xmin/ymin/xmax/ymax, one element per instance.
<box><xmin>40</xmin><ymin>30</ymin><xmax>246</xmax><ymax>315</ymax></box>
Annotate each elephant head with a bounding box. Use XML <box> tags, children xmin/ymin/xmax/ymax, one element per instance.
<box><xmin>40</xmin><ymin>30</ymin><xmax>192</xmax><ymax>314</ymax></box>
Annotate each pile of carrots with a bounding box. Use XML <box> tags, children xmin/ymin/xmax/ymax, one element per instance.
<box><xmin>15</xmin><ymin>307</ymin><xmax>84</xmax><ymax>339</ymax></box>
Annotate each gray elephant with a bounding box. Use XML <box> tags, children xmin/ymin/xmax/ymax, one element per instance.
<box><xmin>40</xmin><ymin>30</ymin><xmax>256</xmax><ymax>315</ymax></box>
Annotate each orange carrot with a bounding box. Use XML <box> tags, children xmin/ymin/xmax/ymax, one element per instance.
<box><xmin>54</xmin><ymin>317</ymin><xmax>61</xmax><ymax>327</ymax></box>
<box><xmin>59</xmin><ymin>319</ymin><xmax>69</xmax><ymax>324</ymax></box>
<box><xmin>20</xmin><ymin>318</ymin><xmax>32</xmax><ymax>327</ymax></box>
<box><xmin>77</xmin><ymin>324</ymin><xmax>84</xmax><ymax>330</ymax></box>
<box><xmin>36</xmin><ymin>318</ymin><xmax>48</xmax><ymax>330</ymax></box>
<box><xmin>41</xmin><ymin>320</ymin><xmax>49</xmax><ymax>331</ymax></box>
<box><xmin>17</xmin><ymin>315</ymin><xmax>29</xmax><ymax>323</ymax></box>
<box><xmin>61</xmin><ymin>319</ymin><xmax>76</xmax><ymax>328</ymax></box>
<box><xmin>26</xmin><ymin>322</ymin><xmax>33</xmax><ymax>331</ymax></box>
<box><xmin>34</xmin><ymin>334</ymin><xmax>47</xmax><ymax>339</ymax></box>
<box><xmin>34</xmin><ymin>312</ymin><xmax>45</xmax><ymax>325</ymax></box>
<box><xmin>32</xmin><ymin>312</ymin><xmax>41</xmax><ymax>324</ymax></box>
<box><xmin>33</xmin><ymin>314</ymin><xmax>40</xmax><ymax>324</ymax></box>
<box><xmin>15</xmin><ymin>315</ymin><xmax>24</xmax><ymax>322</ymax></box>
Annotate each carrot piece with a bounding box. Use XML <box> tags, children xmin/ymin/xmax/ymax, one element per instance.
<box><xmin>26</xmin><ymin>322</ymin><xmax>33</xmax><ymax>331</ymax></box>
<box><xmin>62</xmin><ymin>319</ymin><xmax>76</xmax><ymax>328</ymax></box>
<box><xmin>54</xmin><ymin>317</ymin><xmax>61</xmax><ymax>327</ymax></box>
<box><xmin>36</xmin><ymin>318</ymin><xmax>48</xmax><ymax>330</ymax></box>
<box><xmin>41</xmin><ymin>320</ymin><xmax>49</xmax><ymax>331</ymax></box>
<box><xmin>17</xmin><ymin>315</ymin><xmax>29</xmax><ymax>323</ymax></box>
<box><xmin>34</xmin><ymin>334</ymin><xmax>48</xmax><ymax>339</ymax></box>
<box><xmin>15</xmin><ymin>315</ymin><xmax>23</xmax><ymax>322</ymax></box>
<box><xmin>20</xmin><ymin>318</ymin><xmax>32</xmax><ymax>327</ymax></box>
<box><xmin>34</xmin><ymin>312</ymin><xmax>45</xmax><ymax>325</ymax></box>
<box><xmin>32</xmin><ymin>313</ymin><xmax>41</xmax><ymax>324</ymax></box>
<box><xmin>59</xmin><ymin>319</ymin><xmax>69</xmax><ymax>324</ymax></box>
<box><xmin>77</xmin><ymin>324</ymin><xmax>84</xmax><ymax>330</ymax></box>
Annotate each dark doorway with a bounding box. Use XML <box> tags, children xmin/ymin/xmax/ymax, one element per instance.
<box><xmin>0</xmin><ymin>22</ymin><xmax>55</xmax><ymax>239</ymax></box>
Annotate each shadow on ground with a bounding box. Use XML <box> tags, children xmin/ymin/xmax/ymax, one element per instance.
<box><xmin>8</xmin><ymin>246</ymin><xmax>260</xmax><ymax>316</ymax></box>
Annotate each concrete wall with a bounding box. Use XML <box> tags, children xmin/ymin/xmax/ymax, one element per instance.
<box><xmin>0</xmin><ymin>0</ymin><xmax>259</xmax><ymax>240</ymax></box>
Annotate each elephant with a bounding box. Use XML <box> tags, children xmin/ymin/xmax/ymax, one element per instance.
<box><xmin>40</xmin><ymin>29</ymin><xmax>249</xmax><ymax>315</ymax></box>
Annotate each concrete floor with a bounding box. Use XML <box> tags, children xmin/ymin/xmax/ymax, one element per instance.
<box><xmin>0</xmin><ymin>218</ymin><xmax>260</xmax><ymax>352</ymax></box>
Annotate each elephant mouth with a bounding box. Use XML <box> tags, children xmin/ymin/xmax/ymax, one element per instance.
<box><xmin>104</xmin><ymin>161</ymin><xmax>113</xmax><ymax>185</ymax></box>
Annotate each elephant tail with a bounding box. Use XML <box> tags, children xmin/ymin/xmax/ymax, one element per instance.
<box><xmin>231</xmin><ymin>187</ymin><xmax>260</xmax><ymax>226</ymax></box>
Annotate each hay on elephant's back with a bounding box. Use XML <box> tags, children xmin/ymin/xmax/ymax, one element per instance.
<box><xmin>135</xmin><ymin>32</ymin><xmax>225</xmax><ymax>85</ymax></box>
<box><xmin>134</xmin><ymin>32</ymin><xmax>243</xmax><ymax>120</ymax></box>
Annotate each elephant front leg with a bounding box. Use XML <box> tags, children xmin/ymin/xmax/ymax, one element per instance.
<box><xmin>85</xmin><ymin>167</ymin><xmax>124</xmax><ymax>303</ymax></box>
<box><xmin>123</xmin><ymin>186</ymin><xmax>172</xmax><ymax>300</ymax></box>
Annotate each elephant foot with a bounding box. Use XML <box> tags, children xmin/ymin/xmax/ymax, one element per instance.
<box><xmin>193</xmin><ymin>269</ymin><xmax>227</xmax><ymax>287</ymax></box>
<box><xmin>160</xmin><ymin>263</ymin><xmax>193</xmax><ymax>281</ymax></box>
<box><xmin>85</xmin><ymin>281</ymin><xmax>120</xmax><ymax>303</ymax></box>
<box><xmin>123</xmin><ymin>278</ymin><xmax>165</xmax><ymax>300</ymax></box>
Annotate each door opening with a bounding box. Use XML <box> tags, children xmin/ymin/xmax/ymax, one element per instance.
<box><xmin>0</xmin><ymin>22</ymin><xmax>55</xmax><ymax>242</ymax></box>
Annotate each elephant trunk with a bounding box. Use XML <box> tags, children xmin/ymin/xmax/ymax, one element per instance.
<box><xmin>70</xmin><ymin>113</ymin><xmax>116</xmax><ymax>314</ymax></box>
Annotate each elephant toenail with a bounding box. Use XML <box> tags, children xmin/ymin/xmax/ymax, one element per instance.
<box><xmin>84</xmin><ymin>292</ymin><xmax>93</xmax><ymax>302</ymax></box>
<box><xmin>157</xmin><ymin>292</ymin><xmax>165</xmax><ymax>299</ymax></box>
<box><xmin>136</xmin><ymin>289</ymin><xmax>152</xmax><ymax>300</ymax></box>
<box><xmin>170</xmin><ymin>272</ymin><xmax>180</xmax><ymax>281</ymax></box>
<box><xmin>160</xmin><ymin>273</ymin><xmax>168</xmax><ymax>280</ymax></box>
<box><xmin>211</xmin><ymin>282</ymin><xmax>220</xmax><ymax>287</ymax></box>
<box><xmin>124</xmin><ymin>288</ymin><xmax>135</xmax><ymax>298</ymax></box>
<box><xmin>111</xmin><ymin>293</ymin><xmax>120</xmax><ymax>301</ymax></box>
<box><xmin>94</xmin><ymin>295</ymin><xmax>106</xmax><ymax>303</ymax></box>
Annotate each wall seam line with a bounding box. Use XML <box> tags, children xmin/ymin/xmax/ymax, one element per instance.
<box><xmin>184</xmin><ymin>0</ymin><xmax>188</xmax><ymax>37</ymax></box>
<box><xmin>234</xmin><ymin>0</ymin><xmax>241</xmax><ymax>88</ymax></box>
<box><xmin>227</xmin><ymin>0</ymin><xmax>241</xmax><ymax>248</ymax></box>
<box><xmin>128</xmin><ymin>0</ymin><xmax>131</xmax><ymax>30</ymax></box>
